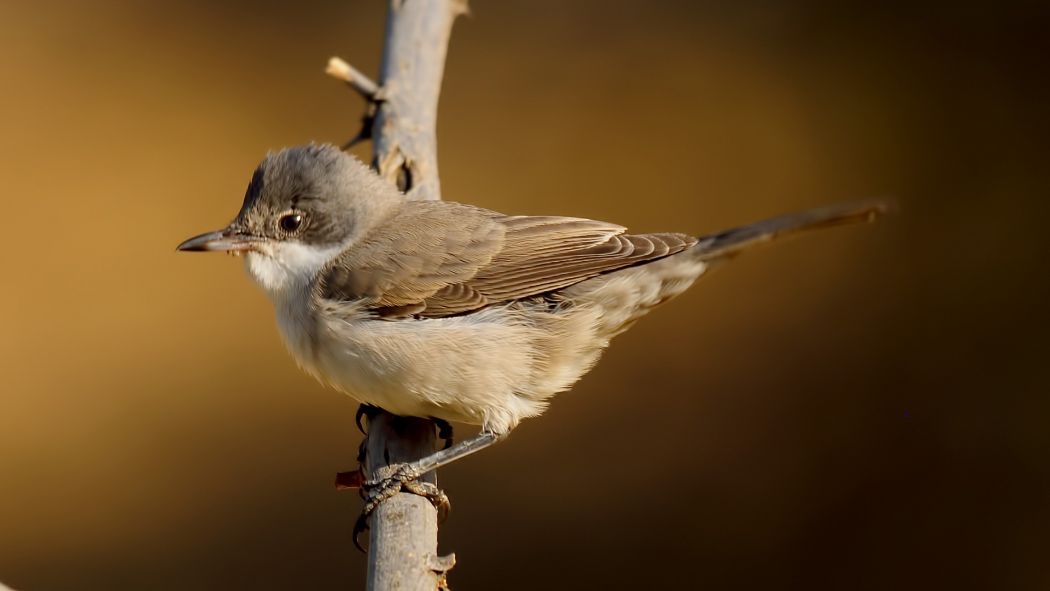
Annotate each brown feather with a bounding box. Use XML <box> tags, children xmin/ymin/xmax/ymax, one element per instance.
<box><xmin>317</xmin><ymin>201</ymin><xmax>697</xmax><ymax>318</ymax></box>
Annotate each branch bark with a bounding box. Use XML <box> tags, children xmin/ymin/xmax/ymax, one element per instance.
<box><xmin>363</xmin><ymin>414</ymin><xmax>453</xmax><ymax>590</ymax></box>
<box><xmin>329</xmin><ymin>1</ymin><xmax>466</xmax><ymax>589</ymax></box>
<box><xmin>372</xmin><ymin>0</ymin><xmax>467</xmax><ymax>201</ymax></box>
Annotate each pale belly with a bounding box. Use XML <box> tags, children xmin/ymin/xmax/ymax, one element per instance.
<box><xmin>274</xmin><ymin>297</ymin><xmax>565</xmax><ymax>433</ymax></box>
<box><xmin>267</xmin><ymin>250</ymin><xmax>706</xmax><ymax>433</ymax></box>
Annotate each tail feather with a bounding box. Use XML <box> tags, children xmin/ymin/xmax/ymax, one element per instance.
<box><xmin>693</xmin><ymin>200</ymin><xmax>887</xmax><ymax>260</ymax></box>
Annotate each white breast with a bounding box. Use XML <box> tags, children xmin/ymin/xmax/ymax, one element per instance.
<box><xmin>243</xmin><ymin>241</ymin><xmax>346</xmax><ymax>385</ymax></box>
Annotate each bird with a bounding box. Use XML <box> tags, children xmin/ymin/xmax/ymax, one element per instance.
<box><xmin>178</xmin><ymin>143</ymin><xmax>883</xmax><ymax>517</ymax></box>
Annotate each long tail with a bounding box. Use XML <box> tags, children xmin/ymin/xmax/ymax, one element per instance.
<box><xmin>692</xmin><ymin>200</ymin><xmax>888</xmax><ymax>260</ymax></box>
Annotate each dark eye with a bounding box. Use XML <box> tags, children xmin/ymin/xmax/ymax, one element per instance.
<box><xmin>278</xmin><ymin>212</ymin><xmax>304</xmax><ymax>234</ymax></box>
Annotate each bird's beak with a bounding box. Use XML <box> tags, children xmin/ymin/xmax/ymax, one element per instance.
<box><xmin>176</xmin><ymin>227</ymin><xmax>264</xmax><ymax>253</ymax></box>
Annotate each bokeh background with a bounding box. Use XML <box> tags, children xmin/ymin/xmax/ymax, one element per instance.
<box><xmin>1</xmin><ymin>1</ymin><xmax>1047</xmax><ymax>589</ymax></box>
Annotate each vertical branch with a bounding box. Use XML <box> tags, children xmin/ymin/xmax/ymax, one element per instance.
<box><xmin>364</xmin><ymin>414</ymin><xmax>452</xmax><ymax>590</ymax></box>
<box><xmin>372</xmin><ymin>0</ymin><xmax>468</xmax><ymax>201</ymax></box>
<box><xmin>330</xmin><ymin>1</ymin><xmax>466</xmax><ymax>589</ymax></box>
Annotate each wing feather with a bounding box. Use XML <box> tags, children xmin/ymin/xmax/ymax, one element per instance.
<box><xmin>317</xmin><ymin>201</ymin><xmax>696</xmax><ymax>318</ymax></box>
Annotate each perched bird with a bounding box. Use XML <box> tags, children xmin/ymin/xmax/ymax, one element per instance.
<box><xmin>178</xmin><ymin>144</ymin><xmax>883</xmax><ymax>511</ymax></box>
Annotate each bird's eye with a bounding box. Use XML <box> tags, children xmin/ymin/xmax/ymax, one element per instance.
<box><xmin>278</xmin><ymin>212</ymin><xmax>304</xmax><ymax>234</ymax></box>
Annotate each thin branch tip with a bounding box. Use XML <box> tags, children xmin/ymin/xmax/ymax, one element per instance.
<box><xmin>326</xmin><ymin>56</ymin><xmax>380</xmax><ymax>99</ymax></box>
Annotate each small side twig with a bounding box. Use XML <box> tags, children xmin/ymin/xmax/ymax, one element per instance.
<box><xmin>326</xmin><ymin>57</ymin><xmax>380</xmax><ymax>149</ymax></box>
<box><xmin>326</xmin><ymin>56</ymin><xmax>380</xmax><ymax>100</ymax></box>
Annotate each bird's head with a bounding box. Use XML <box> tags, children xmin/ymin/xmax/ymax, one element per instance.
<box><xmin>177</xmin><ymin>144</ymin><xmax>400</xmax><ymax>294</ymax></box>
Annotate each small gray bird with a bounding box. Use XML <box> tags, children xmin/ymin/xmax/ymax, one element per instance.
<box><xmin>178</xmin><ymin>144</ymin><xmax>882</xmax><ymax>509</ymax></box>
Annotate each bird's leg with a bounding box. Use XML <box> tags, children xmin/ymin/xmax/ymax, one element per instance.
<box><xmin>352</xmin><ymin>430</ymin><xmax>501</xmax><ymax>550</ymax></box>
<box><xmin>358</xmin><ymin>431</ymin><xmax>501</xmax><ymax>514</ymax></box>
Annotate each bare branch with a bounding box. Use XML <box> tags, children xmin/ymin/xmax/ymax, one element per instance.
<box><xmin>331</xmin><ymin>1</ymin><xmax>466</xmax><ymax>589</ymax></box>
<box><xmin>371</xmin><ymin>0</ymin><xmax>468</xmax><ymax>201</ymax></box>
<box><xmin>363</xmin><ymin>414</ymin><xmax>449</xmax><ymax>590</ymax></box>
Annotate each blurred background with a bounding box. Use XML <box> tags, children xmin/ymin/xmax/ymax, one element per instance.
<box><xmin>1</xmin><ymin>0</ymin><xmax>1047</xmax><ymax>589</ymax></box>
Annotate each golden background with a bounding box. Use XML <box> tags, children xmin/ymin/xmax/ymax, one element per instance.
<box><xmin>1</xmin><ymin>1</ymin><xmax>1047</xmax><ymax>588</ymax></box>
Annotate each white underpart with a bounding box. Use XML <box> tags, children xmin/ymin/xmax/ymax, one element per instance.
<box><xmin>245</xmin><ymin>241</ymin><xmax>345</xmax><ymax>374</ymax></box>
<box><xmin>251</xmin><ymin>241</ymin><xmax>710</xmax><ymax>435</ymax></box>
<box><xmin>246</xmin><ymin>241</ymin><xmax>344</xmax><ymax>294</ymax></box>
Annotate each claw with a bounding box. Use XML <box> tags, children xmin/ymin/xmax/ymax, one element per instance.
<box><xmin>355</xmin><ymin>405</ymin><xmax>366</xmax><ymax>435</ymax></box>
<box><xmin>431</xmin><ymin>417</ymin><xmax>454</xmax><ymax>450</ymax></box>
<box><xmin>405</xmin><ymin>480</ymin><xmax>451</xmax><ymax>522</ymax></box>
<box><xmin>355</xmin><ymin>404</ymin><xmax>381</xmax><ymax>435</ymax></box>
<box><xmin>402</xmin><ymin>479</ymin><xmax>447</xmax><ymax>504</ymax></box>
<box><xmin>352</xmin><ymin>512</ymin><xmax>370</xmax><ymax>553</ymax></box>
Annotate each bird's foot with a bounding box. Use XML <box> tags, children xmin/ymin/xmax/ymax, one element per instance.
<box><xmin>363</xmin><ymin>463</ymin><xmax>451</xmax><ymax>516</ymax></box>
<box><xmin>352</xmin><ymin>462</ymin><xmax>450</xmax><ymax>552</ymax></box>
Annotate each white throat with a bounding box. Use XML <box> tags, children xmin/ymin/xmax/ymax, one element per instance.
<box><xmin>245</xmin><ymin>241</ymin><xmax>343</xmax><ymax>297</ymax></box>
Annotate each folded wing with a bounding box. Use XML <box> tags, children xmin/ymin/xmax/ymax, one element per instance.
<box><xmin>317</xmin><ymin>202</ymin><xmax>696</xmax><ymax>318</ymax></box>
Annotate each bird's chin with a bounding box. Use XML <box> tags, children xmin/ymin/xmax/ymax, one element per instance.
<box><xmin>243</xmin><ymin>250</ymin><xmax>263</xmax><ymax>265</ymax></box>
<box><xmin>244</xmin><ymin>241</ymin><xmax>345</xmax><ymax>296</ymax></box>
<box><xmin>244</xmin><ymin>250</ymin><xmax>284</xmax><ymax>294</ymax></box>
